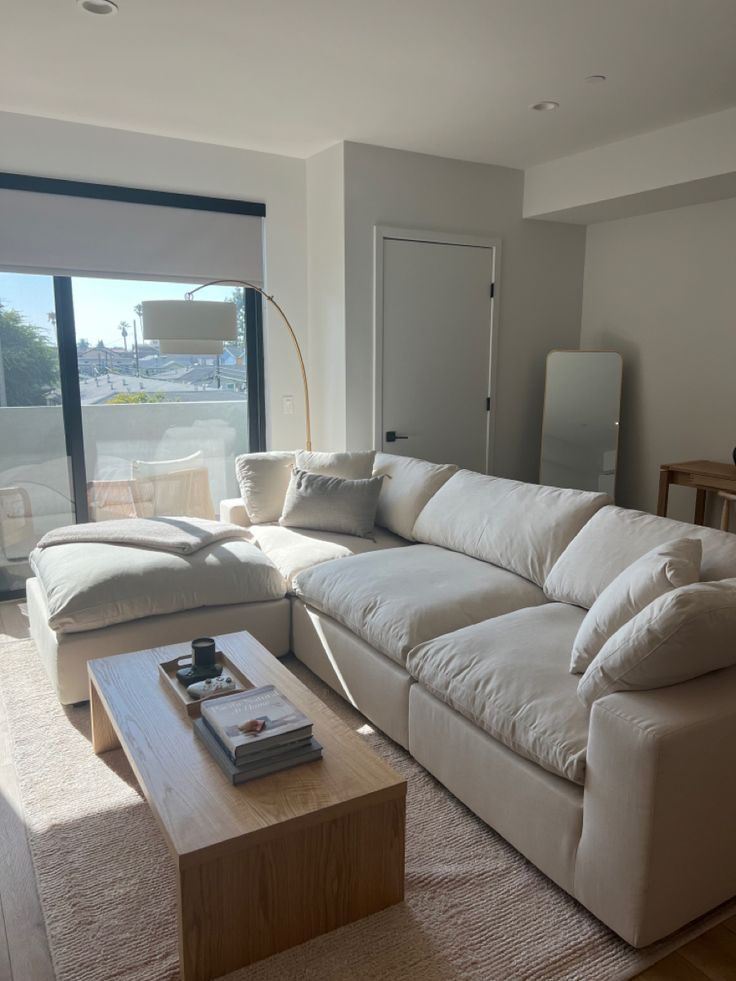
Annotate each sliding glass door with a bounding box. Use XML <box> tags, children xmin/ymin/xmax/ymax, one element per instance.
<box><xmin>0</xmin><ymin>271</ymin><xmax>264</xmax><ymax>599</ymax></box>
<box><xmin>73</xmin><ymin>277</ymin><xmax>251</xmax><ymax>523</ymax></box>
<box><xmin>0</xmin><ymin>273</ymin><xmax>75</xmax><ymax>595</ymax></box>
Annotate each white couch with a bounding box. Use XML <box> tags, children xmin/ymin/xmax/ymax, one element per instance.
<box><xmin>26</xmin><ymin>451</ymin><xmax>736</xmax><ymax>949</ymax></box>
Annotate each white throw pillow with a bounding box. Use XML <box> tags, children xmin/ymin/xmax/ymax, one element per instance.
<box><xmin>577</xmin><ymin>578</ymin><xmax>736</xmax><ymax>707</ymax></box>
<box><xmin>279</xmin><ymin>468</ymin><xmax>383</xmax><ymax>538</ymax></box>
<box><xmin>295</xmin><ymin>449</ymin><xmax>375</xmax><ymax>479</ymax></box>
<box><xmin>373</xmin><ymin>453</ymin><xmax>457</xmax><ymax>541</ymax></box>
<box><xmin>234</xmin><ymin>451</ymin><xmax>295</xmax><ymax>524</ymax></box>
<box><xmin>569</xmin><ymin>538</ymin><xmax>702</xmax><ymax>674</ymax></box>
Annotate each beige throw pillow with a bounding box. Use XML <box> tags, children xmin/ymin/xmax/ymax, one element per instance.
<box><xmin>279</xmin><ymin>468</ymin><xmax>383</xmax><ymax>538</ymax></box>
<box><xmin>577</xmin><ymin>578</ymin><xmax>736</xmax><ymax>707</ymax></box>
<box><xmin>570</xmin><ymin>538</ymin><xmax>702</xmax><ymax>674</ymax></box>
<box><xmin>234</xmin><ymin>451</ymin><xmax>295</xmax><ymax>524</ymax></box>
<box><xmin>295</xmin><ymin>450</ymin><xmax>375</xmax><ymax>479</ymax></box>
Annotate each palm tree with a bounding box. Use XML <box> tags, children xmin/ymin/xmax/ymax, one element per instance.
<box><xmin>118</xmin><ymin>321</ymin><xmax>129</xmax><ymax>351</ymax></box>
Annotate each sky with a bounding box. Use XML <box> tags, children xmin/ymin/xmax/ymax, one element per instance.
<box><xmin>0</xmin><ymin>273</ymin><xmax>234</xmax><ymax>348</ymax></box>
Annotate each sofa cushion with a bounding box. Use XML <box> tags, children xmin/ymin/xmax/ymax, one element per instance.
<box><xmin>570</xmin><ymin>538</ymin><xmax>703</xmax><ymax>674</ymax></box>
<box><xmin>295</xmin><ymin>449</ymin><xmax>375</xmax><ymax>479</ymax></box>
<box><xmin>373</xmin><ymin>452</ymin><xmax>457</xmax><ymax>541</ymax></box>
<box><xmin>545</xmin><ymin>505</ymin><xmax>736</xmax><ymax>610</ymax></box>
<box><xmin>247</xmin><ymin>523</ymin><xmax>406</xmax><ymax>586</ymax></box>
<box><xmin>279</xmin><ymin>469</ymin><xmax>383</xmax><ymax>538</ymax></box>
<box><xmin>412</xmin><ymin>470</ymin><xmax>609</xmax><ymax>586</ymax></box>
<box><xmin>407</xmin><ymin>604</ymin><xmax>589</xmax><ymax>784</ymax></box>
<box><xmin>30</xmin><ymin>539</ymin><xmax>287</xmax><ymax>635</ymax></box>
<box><xmin>293</xmin><ymin>543</ymin><xmax>547</xmax><ymax>666</ymax></box>
<box><xmin>578</xmin><ymin>579</ymin><xmax>736</xmax><ymax>707</ymax></box>
<box><xmin>234</xmin><ymin>451</ymin><xmax>295</xmax><ymax>524</ymax></box>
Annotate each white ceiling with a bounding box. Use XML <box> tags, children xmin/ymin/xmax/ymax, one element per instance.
<box><xmin>2</xmin><ymin>0</ymin><xmax>736</xmax><ymax>169</ymax></box>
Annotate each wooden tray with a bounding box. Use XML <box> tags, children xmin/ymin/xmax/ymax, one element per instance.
<box><xmin>158</xmin><ymin>649</ymin><xmax>254</xmax><ymax>719</ymax></box>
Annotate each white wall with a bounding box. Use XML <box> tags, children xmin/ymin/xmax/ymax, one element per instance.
<box><xmin>524</xmin><ymin>107</ymin><xmax>736</xmax><ymax>224</ymax></box>
<box><xmin>581</xmin><ymin>196</ymin><xmax>736</xmax><ymax>525</ymax></box>
<box><xmin>306</xmin><ymin>143</ymin><xmax>346</xmax><ymax>450</ymax></box>
<box><xmin>342</xmin><ymin>142</ymin><xmax>587</xmax><ymax>480</ymax></box>
<box><xmin>0</xmin><ymin>111</ymin><xmax>308</xmax><ymax>450</ymax></box>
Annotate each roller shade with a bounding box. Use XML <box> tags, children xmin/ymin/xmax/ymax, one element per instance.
<box><xmin>0</xmin><ymin>186</ymin><xmax>264</xmax><ymax>285</ymax></box>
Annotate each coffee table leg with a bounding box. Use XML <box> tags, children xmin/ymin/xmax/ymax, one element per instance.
<box><xmin>176</xmin><ymin>794</ymin><xmax>405</xmax><ymax>981</ymax></box>
<box><xmin>89</xmin><ymin>678</ymin><xmax>121</xmax><ymax>755</ymax></box>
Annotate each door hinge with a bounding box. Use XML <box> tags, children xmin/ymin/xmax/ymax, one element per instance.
<box><xmin>489</xmin><ymin>282</ymin><xmax>495</xmax><ymax>299</ymax></box>
<box><xmin>485</xmin><ymin>397</ymin><xmax>491</xmax><ymax>411</ymax></box>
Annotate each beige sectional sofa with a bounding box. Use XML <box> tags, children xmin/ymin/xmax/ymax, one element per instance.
<box><xmin>27</xmin><ymin>451</ymin><xmax>736</xmax><ymax>948</ymax></box>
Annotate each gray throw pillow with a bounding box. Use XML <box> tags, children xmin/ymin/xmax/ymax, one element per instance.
<box><xmin>279</xmin><ymin>468</ymin><xmax>383</xmax><ymax>538</ymax></box>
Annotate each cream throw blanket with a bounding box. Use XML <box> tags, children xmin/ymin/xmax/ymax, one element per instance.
<box><xmin>36</xmin><ymin>517</ymin><xmax>251</xmax><ymax>556</ymax></box>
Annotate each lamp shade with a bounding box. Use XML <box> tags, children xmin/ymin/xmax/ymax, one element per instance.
<box><xmin>141</xmin><ymin>299</ymin><xmax>237</xmax><ymax>342</ymax></box>
<box><xmin>158</xmin><ymin>339</ymin><xmax>224</xmax><ymax>356</ymax></box>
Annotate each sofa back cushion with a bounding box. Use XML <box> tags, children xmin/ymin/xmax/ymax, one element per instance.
<box><xmin>294</xmin><ymin>450</ymin><xmax>375</xmax><ymax>479</ymax></box>
<box><xmin>412</xmin><ymin>470</ymin><xmax>610</xmax><ymax>587</ymax></box>
<box><xmin>234</xmin><ymin>451</ymin><xmax>295</xmax><ymax>524</ymax></box>
<box><xmin>545</xmin><ymin>505</ymin><xmax>736</xmax><ymax>609</ymax></box>
<box><xmin>373</xmin><ymin>452</ymin><xmax>457</xmax><ymax>541</ymax></box>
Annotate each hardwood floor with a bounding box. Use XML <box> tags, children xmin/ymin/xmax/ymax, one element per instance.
<box><xmin>0</xmin><ymin>596</ymin><xmax>735</xmax><ymax>981</ymax></box>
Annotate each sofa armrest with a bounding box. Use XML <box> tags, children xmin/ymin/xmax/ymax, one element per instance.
<box><xmin>219</xmin><ymin>497</ymin><xmax>251</xmax><ymax>527</ymax></box>
<box><xmin>574</xmin><ymin>666</ymin><xmax>736</xmax><ymax>946</ymax></box>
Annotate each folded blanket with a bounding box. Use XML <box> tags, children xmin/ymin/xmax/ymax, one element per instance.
<box><xmin>36</xmin><ymin>516</ymin><xmax>252</xmax><ymax>556</ymax></box>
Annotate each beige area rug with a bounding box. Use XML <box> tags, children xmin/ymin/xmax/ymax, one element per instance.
<box><xmin>1</xmin><ymin>616</ymin><xmax>735</xmax><ymax>981</ymax></box>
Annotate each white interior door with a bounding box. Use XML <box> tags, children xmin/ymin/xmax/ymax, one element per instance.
<box><xmin>375</xmin><ymin>230</ymin><xmax>498</xmax><ymax>472</ymax></box>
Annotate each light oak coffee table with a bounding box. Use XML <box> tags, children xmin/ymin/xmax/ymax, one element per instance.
<box><xmin>88</xmin><ymin>631</ymin><xmax>406</xmax><ymax>981</ymax></box>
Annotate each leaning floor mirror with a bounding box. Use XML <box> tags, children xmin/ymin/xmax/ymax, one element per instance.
<box><xmin>540</xmin><ymin>350</ymin><xmax>623</xmax><ymax>499</ymax></box>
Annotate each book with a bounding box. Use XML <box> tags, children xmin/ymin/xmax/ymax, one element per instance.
<box><xmin>201</xmin><ymin>685</ymin><xmax>312</xmax><ymax>760</ymax></box>
<box><xmin>201</xmin><ymin>715</ymin><xmax>314</xmax><ymax>766</ymax></box>
<box><xmin>194</xmin><ymin>718</ymin><xmax>322</xmax><ymax>785</ymax></box>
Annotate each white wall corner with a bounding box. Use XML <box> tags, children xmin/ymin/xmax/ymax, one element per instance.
<box><xmin>523</xmin><ymin>107</ymin><xmax>736</xmax><ymax>224</ymax></box>
<box><xmin>306</xmin><ymin>142</ymin><xmax>347</xmax><ymax>451</ymax></box>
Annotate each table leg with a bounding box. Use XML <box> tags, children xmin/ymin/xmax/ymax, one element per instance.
<box><xmin>89</xmin><ymin>678</ymin><xmax>121</xmax><ymax>754</ymax></box>
<box><xmin>177</xmin><ymin>795</ymin><xmax>405</xmax><ymax>981</ymax></box>
<box><xmin>694</xmin><ymin>488</ymin><xmax>707</xmax><ymax>525</ymax></box>
<box><xmin>656</xmin><ymin>468</ymin><xmax>670</xmax><ymax>517</ymax></box>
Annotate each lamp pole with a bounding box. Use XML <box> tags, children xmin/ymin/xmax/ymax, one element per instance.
<box><xmin>184</xmin><ymin>280</ymin><xmax>312</xmax><ymax>450</ymax></box>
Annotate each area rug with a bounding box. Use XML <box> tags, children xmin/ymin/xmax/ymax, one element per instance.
<box><xmin>1</xmin><ymin>617</ymin><xmax>735</xmax><ymax>981</ymax></box>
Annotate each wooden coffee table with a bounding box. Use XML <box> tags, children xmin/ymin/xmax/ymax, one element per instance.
<box><xmin>88</xmin><ymin>631</ymin><xmax>406</xmax><ymax>981</ymax></box>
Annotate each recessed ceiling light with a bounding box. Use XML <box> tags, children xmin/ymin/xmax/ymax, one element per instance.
<box><xmin>585</xmin><ymin>74</ymin><xmax>607</xmax><ymax>83</ymax></box>
<box><xmin>530</xmin><ymin>101</ymin><xmax>559</xmax><ymax>112</ymax></box>
<box><xmin>77</xmin><ymin>0</ymin><xmax>118</xmax><ymax>14</ymax></box>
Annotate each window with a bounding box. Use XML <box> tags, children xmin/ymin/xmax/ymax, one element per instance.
<box><xmin>0</xmin><ymin>174</ymin><xmax>266</xmax><ymax>599</ymax></box>
<box><xmin>0</xmin><ymin>275</ymin><xmax>74</xmax><ymax>594</ymax></box>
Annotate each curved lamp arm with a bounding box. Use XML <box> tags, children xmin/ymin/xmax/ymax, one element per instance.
<box><xmin>186</xmin><ymin>279</ymin><xmax>312</xmax><ymax>451</ymax></box>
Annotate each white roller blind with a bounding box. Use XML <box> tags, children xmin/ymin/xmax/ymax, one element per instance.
<box><xmin>0</xmin><ymin>188</ymin><xmax>264</xmax><ymax>284</ymax></box>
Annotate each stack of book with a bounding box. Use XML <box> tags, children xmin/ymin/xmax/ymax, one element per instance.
<box><xmin>194</xmin><ymin>684</ymin><xmax>322</xmax><ymax>784</ymax></box>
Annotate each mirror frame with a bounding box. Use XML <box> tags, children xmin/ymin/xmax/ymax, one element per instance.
<box><xmin>539</xmin><ymin>349</ymin><xmax>623</xmax><ymax>499</ymax></box>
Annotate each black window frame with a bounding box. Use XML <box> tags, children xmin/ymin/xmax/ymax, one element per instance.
<box><xmin>0</xmin><ymin>173</ymin><xmax>267</xmax><ymax>601</ymax></box>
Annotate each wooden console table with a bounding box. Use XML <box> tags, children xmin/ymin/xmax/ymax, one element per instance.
<box><xmin>657</xmin><ymin>460</ymin><xmax>736</xmax><ymax>525</ymax></box>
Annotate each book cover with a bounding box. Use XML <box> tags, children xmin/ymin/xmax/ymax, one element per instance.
<box><xmin>194</xmin><ymin>719</ymin><xmax>322</xmax><ymax>785</ymax></box>
<box><xmin>201</xmin><ymin>685</ymin><xmax>312</xmax><ymax>759</ymax></box>
<box><xmin>201</xmin><ymin>715</ymin><xmax>314</xmax><ymax>766</ymax></box>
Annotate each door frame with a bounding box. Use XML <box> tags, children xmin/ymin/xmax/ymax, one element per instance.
<box><xmin>372</xmin><ymin>225</ymin><xmax>501</xmax><ymax>473</ymax></box>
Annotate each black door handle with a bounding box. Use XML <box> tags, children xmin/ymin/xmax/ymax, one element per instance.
<box><xmin>385</xmin><ymin>431</ymin><xmax>409</xmax><ymax>442</ymax></box>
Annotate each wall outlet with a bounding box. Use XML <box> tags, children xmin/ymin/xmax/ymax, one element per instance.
<box><xmin>282</xmin><ymin>395</ymin><xmax>294</xmax><ymax>415</ymax></box>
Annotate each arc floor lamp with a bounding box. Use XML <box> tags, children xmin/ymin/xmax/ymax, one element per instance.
<box><xmin>141</xmin><ymin>280</ymin><xmax>312</xmax><ymax>450</ymax></box>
